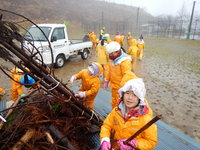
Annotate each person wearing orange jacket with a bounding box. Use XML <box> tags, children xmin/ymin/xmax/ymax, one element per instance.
<box><xmin>88</xmin><ymin>32</ymin><xmax>97</xmax><ymax>49</ymax></box>
<box><xmin>88</xmin><ymin>32</ymin><xmax>92</xmax><ymax>40</ymax></box>
<box><xmin>91</xmin><ymin>32</ymin><xmax>97</xmax><ymax>49</ymax></box>
<box><xmin>96</xmin><ymin>36</ymin><xmax>109</xmax><ymax>78</ymax></box>
<box><xmin>126</xmin><ymin>39</ymin><xmax>139</xmax><ymax>72</ymax></box>
<box><xmin>137</xmin><ymin>34</ymin><xmax>145</xmax><ymax>60</ymax></box>
<box><xmin>100</xmin><ymin>78</ymin><xmax>157</xmax><ymax>150</ymax></box>
<box><xmin>11</xmin><ymin>67</ymin><xmax>36</xmax><ymax>102</ymax></box>
<box><xmin>69</xmin><ymin>62</ymin><xmax>103</xmax><ymax>110</ymax></box>
<box><xmin>10</xmin><ymin>67</ymin><xmax>24</xmax><ymax>102</ymax></box>
<box><xmin>114</xmin><ymin>32</ymin><xmax>123</xmax><ymax>47</ymax></box>
<box><xmin>126</xmin><ymin>32</ymin><xmax>133</xmax><ymax>47</ymax></box>
<box><xmin>104</xmin><ymin>41</ymin><xmax>132</xmax><ymax>109</ymax></box>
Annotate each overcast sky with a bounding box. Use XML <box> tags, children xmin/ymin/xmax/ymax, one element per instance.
<box><xmin>106</xmin><ymin>0</ymin><xmax>200</xmax><ymax>17</ymax></box>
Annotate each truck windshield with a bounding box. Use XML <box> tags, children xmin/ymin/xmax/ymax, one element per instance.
<box><xmin>24</xmin><ymin>27</ymin><xmax>51</xmax><ymax>41</ymax></box>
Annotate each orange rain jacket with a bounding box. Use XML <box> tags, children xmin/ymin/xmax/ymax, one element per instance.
<box><xmin>104</xmin><ymin>59</ymin><xmax>132</xmax><ymax>90</ymax></box>
<box><xmin>137</xmin><ymin>41</ymin><xmax>145</xmax><ymax>49</ymax></box>
<box><xmin>88</xmin><ymin>32</ymin><xmax>97</xmax><ymax>48</ymax></box>
<box><xmin>114</xmin><ymin>35</ymin><xmax>123</xmax><ymax>47</ymax></box>
<box><xmin>137</xmin><ymin>40</ymin><xmax>145</xmax><ymax>60</ymax></box>
<box><xmin>127</xmin><ymin>39</ymin><xmax>139</xmax><ymax>61</ymax></box>
<box><xmin>11</xmin><ymin>68</ymin><xmax>24</xmax><ymax>101</ymax></box>
<box><xmin>91</xmin><ymin>33</ymin><xmax>97</xmax><ymax>48</ymax></box>
<box><xmin>100</xmin><ymin>102</ymin><xmax>157</xmax><ymax>150</ymax></box>
<box><xmin>126</xmin><ymin>34</ymin><xmax>133</xmax><ymax>47</ymax></box>
<box><xmin>74</xmin><ymin>65</ymin><xmax>102</xmax><ymax>110</ymax></box>
<box><xmin>104</xmin><ymin>55</ymin><xmax>132</xmax><ymax>108</ymax></box>
<box><xmin>126</xmin><ymin>39</ymin><xmax>139</xmax><ymax>72</ymax></box>
<box><xmin>88</xmin><ymin>32</ymin><xmax>93</xmax><ymax>40</ymax></box>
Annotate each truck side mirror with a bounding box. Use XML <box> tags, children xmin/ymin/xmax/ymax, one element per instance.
<box><xmin>51</xmin><ymin>36</ymin><xmax>57</xmax><ymax>42</ymax></box>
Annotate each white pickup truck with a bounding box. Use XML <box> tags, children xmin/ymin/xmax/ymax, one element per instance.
<box><xmin>23</xmin><ymin>24</ymin><xmax>92</xmax><ymax>68</ymax></box>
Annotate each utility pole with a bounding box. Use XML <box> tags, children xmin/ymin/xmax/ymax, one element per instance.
<box><xmin>136</xmin><ymin>7</ymin><xmax>140</xmax><ymax>35</ymax></box>
<box><xmin>186</xmin><ymin>1</ymin><xmax>196</xmax><ymax>39</ymax></box>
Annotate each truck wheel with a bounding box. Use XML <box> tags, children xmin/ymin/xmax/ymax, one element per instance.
<box><xmin>55</xmin><ymin>55</ymin><xmax>65</xmax><ymax>68</ymax></box>
<box><xmin>81</xmin><ymin>49</ymin><xmax>89</xmax><ymax>60</ymax></box>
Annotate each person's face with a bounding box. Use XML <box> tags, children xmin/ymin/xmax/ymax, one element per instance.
<box><xmin>109</xmin><ymin>50</ymin><xmax>121</xmax><ymax>60</ymax></box>
<box><xmin>123</xmin><ymin>90</ymin><xmax>139</xmax><ymax>110</ymax></box>
<box><xmin>87</xmin><ymin>66</ymin><xmax>94</xmax><ymax>76</ymax></box>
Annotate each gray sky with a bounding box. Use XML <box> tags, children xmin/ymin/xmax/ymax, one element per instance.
<box><xmin>106</xmin><ymin>0</ymin><xmax>200</xmax><ymax>17</ymax></box>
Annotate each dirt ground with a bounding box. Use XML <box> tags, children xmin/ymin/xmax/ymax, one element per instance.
<box><xmin>1</xmin><ymin>38</ymin><xmax>200</xmax><ymax>142</ymax></box>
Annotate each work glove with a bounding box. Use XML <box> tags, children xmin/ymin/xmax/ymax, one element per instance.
<box><xmin>104</xmin><ymin>80</ymin><xmax>109</xmax><ymax>88</ymax></box>
<box><xmin>0</xmin><ymin>115</ymin><xmax>6</xmax><ymax>122</ymax></box>
<box><xmin>117</xmin><ymin>139</ymin><xmax>137</xmax><ymax>150</ymax></box>
<box><xmin>100</xmin><ymin>141</ymin><xmax>113</xmax><ymax>150</ymax></box>
<box><xmin>69</xmin><ymin>75</ymin><xmax>76</xmax><ymax>84</ymax></box>
<box><xmin>75</xmin><ymin>91</ymin><xmax>86</xmax><ymax>98</ymax></box>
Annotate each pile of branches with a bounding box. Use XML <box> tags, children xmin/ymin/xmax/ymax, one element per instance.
<box><xmin>0</xmin><ymin>90</ymin><xmax>100</xmax><ymax>150</ymax></box>
<box><xmin>0</xmin><ymin>9</ymin><xmax>102</xmax><ymax>150</ymax></box>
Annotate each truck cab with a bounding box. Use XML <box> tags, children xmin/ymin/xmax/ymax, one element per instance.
<box><xmin>24</xmin><ymin>24</ymin><xmax>92</xmax><ymax>68</ymax></box>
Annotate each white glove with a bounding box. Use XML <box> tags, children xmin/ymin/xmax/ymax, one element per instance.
<box><xmin>0</xmin><ymin>115</ymin><xmax>6</xmax><ymax>122</ymax></box>
<box><xmin>75</xmin><ymin>91</ymin><xmax>86</xmax><ymax>98</ymax></box>
<box><xmin>69</xmin><ymin>75</ymin><xmax>76</xmax><ymax>84</ymax></box>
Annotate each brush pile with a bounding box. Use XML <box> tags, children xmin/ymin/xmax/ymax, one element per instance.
<box><xmin>0</xmin><ymin>9</ymin><xmax>102</xmax><ymax>150</ymax></box>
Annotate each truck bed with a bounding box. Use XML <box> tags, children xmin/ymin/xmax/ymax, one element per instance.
<box><xmin>69</xmin><ymin>39</ymin><xmax>92</xmax><ymax>52</ymax></box>
<box><xmin>70</xmin><ymin>39</ymin><xmax>90</xmax><ymax>44</ymax></box>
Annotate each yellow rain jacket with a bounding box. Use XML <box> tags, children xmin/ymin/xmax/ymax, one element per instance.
<box><xmin>126</xmin><ymin>35</ymin><xmax>133</xmax><ymax>47</ymax></box>
<box><xmin>127</xmin><ymin>39</ymin><xmax>139</xmax><ymax>72</ymax></box>
<box><xmin>137</xmin><ymin>42</ymin><xmax>145</xmax><ymax>49</ymax></box>
<box><xmin>96</xmin><ymin>43</ymin><xmax>109</xmax><ymax>65</ymax></box>
<box><xmin>104</xmin><ymin>56</ymin><xmax>132</xmax><ymax>108</ymax></box>
<box><xmin>74</xmin><ymin>66</ymin><xmax>102</xmax><ymax>110</ymax></box>
<box><xmin>91</xmin><ymin>32</ymin><xmax>97</xmax><ymax>48</ymax></box>
<box><xmin>114</xmin><ymin>35</ymin><xmax>123</xmax><ymax>47</ymax></box>
<box><xmin>11</xmin><ymin>68</ymin><xmax>24</xmax><ymax>101</ymax></box>
<box><xmin>137</xmin><ymin>40</ymin><xmax>145</xmax><ymax>60</ymax></box>
<box><xmin>88</xmin><ymin>32</ymin><xmax>93</xmax><ymax>40</ymax></box>
<box><xmin>105</xmin><ymin>59</ymin><xmax>132</xmax><ymax>90</ymax></box>
<box><xmin>121</xmin><ymin>35</ymin><xmax>125</xmax><ymax>42</ymax></box>
<box><xmin>100</xmin><ymin>104</ymin><xmax>157</xmax><ymax>150</ymax></box>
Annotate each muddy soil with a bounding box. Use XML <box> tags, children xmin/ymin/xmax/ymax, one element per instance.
<box><xmin>135</xmin><ymin>38</ymin><xmax>200</xmax><ymax>142</ymax></box>
<box><xmin>1</xmin><ymin>38</ymin><xmax>200</xmax><ymax>142</ymax></box>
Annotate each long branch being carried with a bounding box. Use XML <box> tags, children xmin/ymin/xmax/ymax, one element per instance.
<box><xmin>0</xmin><ymin>9</ymin><xmax>102</xmax><ymax>150</ymax></box>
